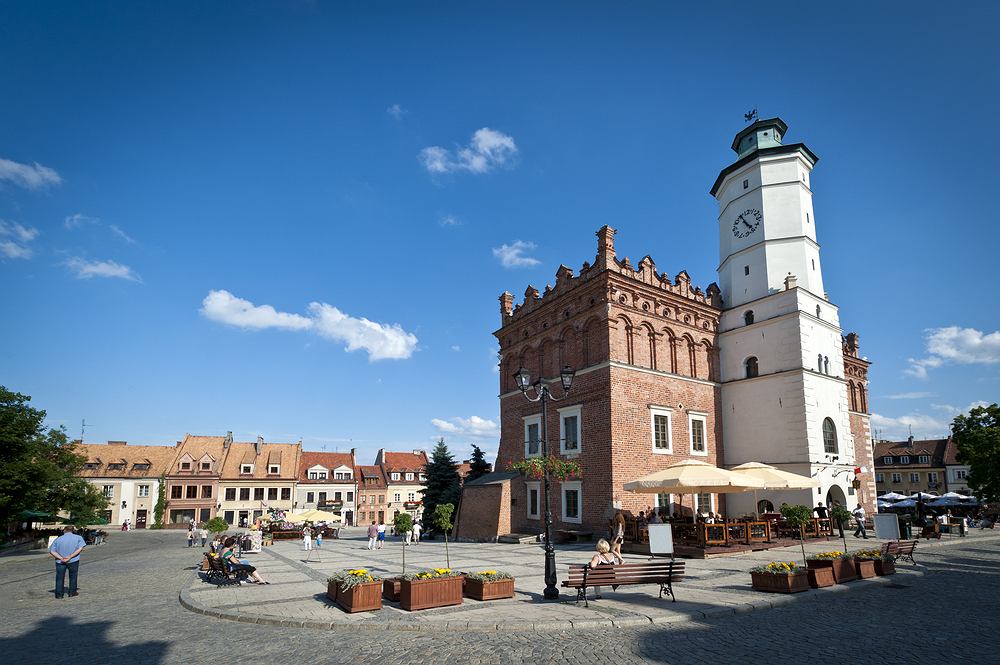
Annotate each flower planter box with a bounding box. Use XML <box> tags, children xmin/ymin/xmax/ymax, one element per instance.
<box><xmin>855</xmin><ymin>559</ymin><xmax>877</xmax><ymax>579</ymax></box>
<box><xmin>751</xmin><ymin>571</ymin><xmax>810</xmax><ymax>593</ymax></box>
<box><xmin>807</xmin><ymin>566</ymin><xmax>836</xmax><ymax>588</ymax></box>
<box><xmin>400</xmin><ymin>576</ymin><xmax>464</xmax><ymax>610</ymax></box>
<box><xmin>874</xmin><ymin>560</ymin><xmax>896</xmax><ymax>576</ymax></box>
<box><xmin>330</xmin><ymin>580</ymin><xmax>382</xmax><ymax>613</ymax></box>
<box><xmin>807</xmin><ymin>558</ymin><xmax>857</xmax><ymax>583</ymax></box>
<box><xmin>382</xmin><ymin>578</ymin><xmax>401</xmax><ymax>602</ymax></box>
<box><xmin>465</xmin><ymin>578</ymin><xmax>515</xmax><ymax>601</ymax></box>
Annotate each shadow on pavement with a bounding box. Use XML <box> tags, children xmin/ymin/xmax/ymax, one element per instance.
<box><xmin>0</xmin><ymin>616</ymin><xmax>169</xmax><ymax>664</ymax></box>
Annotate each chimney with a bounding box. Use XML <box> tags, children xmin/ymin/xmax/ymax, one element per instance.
<box><xmin>256</xmin><ymin>435</ymin><xmax>264</xmax><ymax>455</ymax></box>
<box><xmin>224</xmin><ymin>431</ymin><xmax>233</xmax><ymax>449</ymax></box>
<box><xmin>907</xmin><ymin>435</ymin><xmax>914</xmax><ymax>449</ymax></box>
<box><xmin>499</xmin><ymin>291</ymin><xmax>514</xmax><ymax>325</ymax></box>
<box><xmin>413</xmin><ymin>449</ymin><xmax>422</xmax><ymax>456</ymax></box>
<box><xmin>784</xmin><ymin>273</ymin><xmax>798</xmax><ymax>290</ymax></box>
<box><xmin>595</xmin><ymin>225</ymin><xmax>617</xmax><ymax>270</ymax></box>
<box><xmin>350</xmin><ymin>447</ymin><xmax>357</xmax><ymax>464</ymax></box>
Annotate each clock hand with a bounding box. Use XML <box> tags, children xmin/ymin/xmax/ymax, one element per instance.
<box><xmin>742</xmin><ymin>219</ymin><xmax>753</xmax><ymax>229</ymax></box>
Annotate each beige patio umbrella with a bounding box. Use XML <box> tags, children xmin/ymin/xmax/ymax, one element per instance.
<box><xmin>287</xmin><ymin>509</ymin><xmax>342</xmax><ymax>523</ymax></box>
<box><xmin>729</xmin><ymin>462</ymin><xmax>818</xmax><ymax>518</ymax></box>
<box><xmin>623</xmin><ymin>459</ymin><xmax>768</xmax><ymax>517</ymax></box>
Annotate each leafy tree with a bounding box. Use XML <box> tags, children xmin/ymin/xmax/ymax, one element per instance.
<box><xmin>466</xmin><ymin>444</ymin><xmax>491</xmax><ymax>484</ymax></box>
<box><xmin>431</xmin><ymin>503</ymin><xmax>455</xmax><ymax>569</ymax></box>
<box><xmin>151</xmin><ymin>476</ymin><xmax>166</xmax><ymax>529</ymax></box>
<box><xmin>0</xmin><ymin>386</ymin><xmax>107</xmax><ymax>529</ymax></box>
<box><xmin>780</xmin><ymin>504</ymin><xmax>813</xmax><ymax>568</ymax></box>
<box><xmin>204</xmin><ymin>516</ymin><xmax>229</xmax><ymax>533</ymax></box>
<box><xmin>954</xmin><ymin>403</ymin><xmax>1000</xmax><ymax>502</ymax></box>
<box><xmin>421</xmin><ymin>438</ymin><xmax>461</xmax><ymax>530</ymax></box>
<box><xmin>394</xmin><ymin>512</ymin><xmax>414</xmax><ymax>574</ymax></box>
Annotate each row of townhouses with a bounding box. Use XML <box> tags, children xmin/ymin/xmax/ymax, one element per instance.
<box><xmin>74</xmin><ymin>433</ymin><xmax>467</xmax><ymax>528</ymax></box>
<box><xmin>873</xmin><ymin>436</ymin><xmax>971</xmax><ymax>497</ymax></box>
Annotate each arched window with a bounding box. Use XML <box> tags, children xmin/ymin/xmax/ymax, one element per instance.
<box><xmin>823</xmin><ymin>356</ymin><xmax>830</xmax><ymax>375</ymax></box>
<box><xmin>744</xmin><ymin>310</ymin><xmax>754</xmax><ymax>326</ymax></box>
<box><xmin>823</xmin><ymin>418</ymin><xmax>838</xmax><ymax>454</ymax></box>
<box><xmin>745</xmin><ymin>356</ymin><xmax>759</xmax><ymax>379</ymax></box>
<box><xmin>817</xmin><ymin>354</ymin><xmax>824</xmax><ymax>372</ymax></box>
<box><xmin>757</xmin><ymin>499</ymin><xmax>774</xmax><ymax>513</ymax></box>
<box><xmin>816</xmin><ymin>304</ymin><xmax>821</xmax><ymax>318</ymax></box>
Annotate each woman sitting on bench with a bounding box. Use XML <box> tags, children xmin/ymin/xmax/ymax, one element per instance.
<box><xmin>220</xmin><ymin>537</ymin><xmax>270</xmax><ymax>585</ymax></box>
<box><xmin>589</xmin><ymin>538</ymin><xmax>623</xmax><ymax>600</ymax></box>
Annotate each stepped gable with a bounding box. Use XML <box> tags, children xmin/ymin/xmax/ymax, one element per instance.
<box><xmin>498</xmin><ymin>226</ymin><xmax>722</xmax><ymax>329</ymax></box>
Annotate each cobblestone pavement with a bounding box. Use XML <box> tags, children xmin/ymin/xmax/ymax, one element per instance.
<box><xmin>1</xmin><ymin>529</ymin><xmax>997</xmax><ymax>664</ymax></box>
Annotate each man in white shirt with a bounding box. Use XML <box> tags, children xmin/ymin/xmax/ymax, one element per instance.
<box><xmin>411</xmin><ymin>521</ymin><xmax>421</xmax><ymax>545</ymax></box>
<box><xmin>852</xmin><ymin>504</ymin><xmax>868</xmax><ymax>539</ymax></box>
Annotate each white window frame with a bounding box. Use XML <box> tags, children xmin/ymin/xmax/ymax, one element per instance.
<box><xmin>102</xmin><ymin>485</ymin><xmax>115</xmax><ymax>498</ymax></box>
<box><xmin>419</xmin><ymin>473</ymin><xmax>427</xmax><ymax>482</ymax></box>
<box><xmin>688</xmin><ymin>411</ymin><xmax>709</xmax><ymax>456</ymax></box>
<box><xmin>526</xmin><ymin>481</ymin><xmax>541</xmax><ymax>519</ymax></box>
<box><xmin>394</xmin><ymin>493</ymin><xmax>401</xmax><ymax>502</ymax></box>
<box><xmin>138</xmin><ymin>485</ymin><xmax>150</xmax><ymax>497</ymax></box>
<box><xmin>391</xmin><ymin>472</ymin><xmax>400</xmax><ymax>481</ymax></box>
<box><xmin>695</xmin><ymin>492</ymin><xmax>714</xmax><ymax>515</ymax></box>
<box><xmin>268</xmin><ymin>465</ymin><xmax>279</xmax><ymax>474</ymax></box>
<box><xmin>928</xmin><ymin>472</ymin><xmax>939</xmax><ymax>483</ymax></box>
<box><xmin>558</xmin><ymin>404</ymin><xmax>582</xmax><ymax>456</ymax></box>
<box><xmin>882</xmin><ymin>456</ymin><xmax>892</xmax><ymax>465</ymax></box>
<box><xmin>891</xmin><ymin>473</ymin><xmax>902</xmax><ymax>483</ymax></box>
<box><xmin>875</xmin><ymin>473</ymin><xmax>884</xmax><ymax>483</ymax></box>
<box><xmin>650</xmin><ymin>406</ymin><xmax>673</xmax><ymax>454</ymax></box>
<box><xmin>407</xmin><ymin>492</ymin><xmax>415</xmax><ymax>501</ymax></box>
<box><xmin>561</xmin><ymin>481</ymin><xmax>582</xmax><ymax>524</ymax></box>
<box><xmin>241</xmin><ymin>464</ymin><xmax>253</xmax><ymax>474</ymax></box>
<box><xmin>955</xmin><ymin>469</ymin><xmax>967</xmax><ymax>480</ymax></box>
<box><xmin>899</xmin><ymin>456</ymin><xmax>910</xmax><ymax>464</ymax></box>
<box><xmin>909</xmin><ymin>472</ymin><xmax>920</xmax><ymax>483</ymax></box>
<box><xmin>918</xmin><ymin>455</ymin><xmax>929</xmax><ymax>464</ymax></box>
<box><xmin>405</xmin><ymin>472</ymin><xmax>414</xmax><ymax>481</ymax></box>
<box><xmin>524</xmin><ymin>414</ymin><xmax>542</xmax><ymax>458</ymax></box>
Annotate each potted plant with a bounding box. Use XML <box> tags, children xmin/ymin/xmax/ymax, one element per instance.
<box><xmin>779</xmin><ymin>504</ymin><xmax>813</xmax><ymax>568</ymax></box>
<box><xmin>807</xmin><ymin>551</ymin><xmax>857</xmax><ymax>583</ymax></box>
<box><xmin>327</xmin><ymin>569</ymin><xmax>383</xmax><ymax>613</ymax></box>
<box><xmin>464</xmin><ymin>570</ymin><xmax>515</xmax><ymax>601</ymax></box>
<box><xmin>399</xmin><ymin>568</ymin><xmax>464</xmax><ymax>611</ymax></box>
<box><xmin>750</xmin><ymin>561</ymin><xmax>810</xmax><ymax>593</ymax></box>
<box><xmin>854</xmin><ymin>548</ymin><xmax>894</xmax><ymax>576</ymax></box>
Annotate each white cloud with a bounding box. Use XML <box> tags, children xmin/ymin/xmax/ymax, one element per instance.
<box><xmin>308</xmin><ymin>302</ymin><xmax>418</xmax><ymax>361</ymax></box>
<box><xmin>492</xmin><ymin>240</ymin><xmax>540</xmax><ymax>268</ymax></box>
<box><xmin>64</xmin><ymin>213</ymin><xmax>100</xmax><ymax>229</ymax></box>
<box><xmin>872</xmin><ymin>401</ymin><xmax>990</xmax><ymax>439</ymax></box>
<box><xmin>439</xmin><ymin>215</ymin><xmax>462</xmax><ymax>227</ymax></box>
<box><xmin>419</xmin><ymin>128</ymin><xmax>517</xmax><ymax>175</ymax></box>
<box><xmin>906</xmin><ymin>326</ymin><xmax>1000</xmax><ymax>378</ymax></box>
<box><xmin>200</xmin><ymin>290</ymin><xmax>418</xmax><ymax>361</ymax></box>
<box><xmin>0</xmin><ymin>221</ymin><xmax>39</xmax><ymax>259</ymax></box>
<box><xmin>431</xmin><ymin>416</ymin><xmax>500</xmax><ymax>439</ymax></box>
<box><xmin>451</xmin><ymin>345</ymin><xmax>461</xmax><ymax>352</ymax></box>
<box><xmin>0</xmin><ymin>157</ymin><xmax>61</xmax><ymax>190</ymax></box>
<box><xmin>64</xmin><ymin>257</ymin><xmax>142</xmax><ymax>282</ymax></box>
<box><xmin>885</xmin><ymin>392</ymin><xmax>933</xmax><ymax>400</ymax></box>
<box><xmin>201</xmin><ymin>290</ymin><xmax>312</xmax><ymax>331</ymax></box>
<box><xmin>109</xmin><ymin>225</ymin><xmax>136</xmax><ymax>244</ymax></box>
<box><xmin>387</xmin><ymin>103</ymin><xmax>407</xmax><ymax>119</ymax></box>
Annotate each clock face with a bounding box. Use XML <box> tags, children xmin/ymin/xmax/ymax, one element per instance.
<box><xmin>732</xmin><ymin>208</ymin><xmax>762</xmax><ymax>239</ymax></box>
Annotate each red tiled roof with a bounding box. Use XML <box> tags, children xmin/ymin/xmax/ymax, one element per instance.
<box><xmin>355</xmin><ymin>465</ymin><xmax>387</xmax><ymax>489</ymax></box>
<box><xmin>299</xmin><ymin>451</ymin><xmax>355</xmax><ymax>482</ymax></box>
<box><xmin>380</xmin><ymin>451</ymin><xmax>428</xmax><ymax>473</ymax></box>
<box><xmin>942</xmin><ymin>437</ymin><xmax>961</xmax><ymax>465</ymax></box>
<box><xmin>75</xmin><ymin>442</ymin><xmax>177</xmax><ymax>478</ymax></box>
<box><xmin>874</xmin><ymin>438</ymin><xmax>948</xmax><ymax>466</ymax></box>
<box><xmin>220</xmin><ymin>441</ymin><xmax>301</xmax><ymax>480</ymax></box>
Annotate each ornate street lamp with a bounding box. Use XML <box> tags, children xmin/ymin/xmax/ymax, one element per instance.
<box><xmin>513</xmin><ymin>364</ymin><xmax>576</xmax><ymax>600</ymax></box>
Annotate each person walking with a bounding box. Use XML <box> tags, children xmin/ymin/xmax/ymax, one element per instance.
<box><xmin>49</xmin><ymin>526</ymin><xmax>86</xmax><ymax>598</ymax></box>
<box><xmin>376</xmin><ymin>521</ymin><xmax>386</xmax><ymax>549</ymax></box>
<box><xmin>200</xmin><ymin>525</ymin><xmax>208</xmax><ymax>547</ymax></box>
<box><xmin>852</xmin><ymin>503</ymin><xmax>868</xmax><ymax>539</ymax></box>
<box><xmin>411</xmin><ymin>521</ymin><xmax>421</xmax><ymax>546</ymax></box>
<box><xmin>187</xmin><ymin>526</ymin><xmax>194</xmax><ymax>547</ymax></box>
<box><xmin>367</xmin><ymin>521</ymin><xmax>378</xmax><ymax>550</ymax></box>
<box><xmin>302</xmin><ymin>525</ymin><xmax>313</xmax><ymax>551</ymax></box>
<box><xmin>610</xmin><ymin>511</ymin><xmax>625</xmax><ymax>558</ymax></box>
<box><xmin>315</xmin><ymin>529</ymin><xmax>323</xmax><ymax>549</ymax></box>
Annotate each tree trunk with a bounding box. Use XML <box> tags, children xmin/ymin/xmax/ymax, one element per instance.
<box><xmin>799</xmin><ymin>526</ymin><xmax>808</xmax><ymax>568</ymax></box>
<box><xmin>402</xmin><ymin>534</ymin><xmax>407</xmax><ymax>575</ymax></box>
<box><xmin>444</xmin><ymin>531</ymin><xmax>451</xmax><ymax>570</ymax></box>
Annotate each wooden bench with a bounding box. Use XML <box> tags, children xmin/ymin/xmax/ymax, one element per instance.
<box><xmin>205</xmin><ymin>555</ymin><xmax>248</xmax><ymax>585</ymax></box>
<box><xmin>882</xmin><ymin>540</ymin><xmax>918</xmax><ymax>565</ymax></box>
<box><xmin>561</xmin><ymin>561</ymin><xmax>685</xmax><ymax>607</ymax></box>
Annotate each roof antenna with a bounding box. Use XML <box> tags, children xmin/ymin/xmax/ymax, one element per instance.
<box><xmin>81</xmin><ymin>418</ymin><xmax>87</xmax><ymax>443</ymax></box>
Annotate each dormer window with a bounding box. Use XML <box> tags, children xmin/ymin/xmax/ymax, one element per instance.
<box><xmin>419</xmin><ymin>474</ymin><xmax>427</xmax><ymax>482</ymax></box>
<box><xmin>405</xmin><ymin>473</ymin><xmax>414</xmax><ymax>481</ymax></box>
<box><xmin>133</xmin><ymin>463</ymin><xmax>150</xmax><ymax>471</ymax></box>
<box><xmin>180</xmin><ymin>462</ymin><xmax>191</xmax><ymax>470</ymax></box>
<box><xmin>241</xmin><ymin>464</ymin><xmax>254</xmax><ymax>474</ymax></box>
<box><xmin>391</xmin><ymin>472</ymin><xmax>400</xmax><ymax>481</ymax></box>
<box><xmin>108</xmin><ymin>462</ymin><xmax>125</xmax><ymax>471</ymax></box>
<box><xmin>83</xmin><ymin>462</ymin><xmax>101</xmax><ymax>470</ymax></box>
<box><xmin>200</xmin><ymin>462</ymin><xmax>211</xmax><ymax>471</ymax></box>
<box><xmin>883</xmin><ymin>456</ymin><xmax>893</xmax><ymax>465</ymax></box>
<box><xmin>918</xmin><ymin>455</ymin><xmax>930</xmax><ymax>464</ymax></box>
<box><xmin>899</xmin><ymin>456</ymin><xmax>910</xmax><ymax>464</ymax></box>
<box><xmin>268</xmin><ymin>465</ymin><xmax>280</xmax><ymax>475</ymax></box>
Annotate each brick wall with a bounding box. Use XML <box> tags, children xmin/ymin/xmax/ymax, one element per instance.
<box><xmin>455</xmin><ymin>482</ymin><xmax>510</xmax><ymax>542</ymax></box>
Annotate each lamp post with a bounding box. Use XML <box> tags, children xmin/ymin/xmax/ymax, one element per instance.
<box><xmin>513</xmin><ymin>364</ymin><xmax>575</xmax><ymax>600</ymax></box>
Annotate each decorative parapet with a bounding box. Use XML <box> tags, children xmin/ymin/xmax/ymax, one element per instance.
<box><xmin>498</xmin><ymin>226</ymin><xmax>722</xmax><ymax>327</ymax></box>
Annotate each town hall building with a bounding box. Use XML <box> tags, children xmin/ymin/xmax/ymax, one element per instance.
<box><xmin>456</xmin><ymin>118</ymin><xmax>875</xmax><ymax>540</ymax></box>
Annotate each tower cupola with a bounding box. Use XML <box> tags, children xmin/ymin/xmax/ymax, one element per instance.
<box><xmin>731</xmin><ymin>117</ymin><xmax>788</xmax><ymax>158</ymax></box>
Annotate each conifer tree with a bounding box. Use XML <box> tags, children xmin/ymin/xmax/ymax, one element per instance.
<box><xmin>466</xmin><ymin>444</ymin><xmax>491</xmax><ymax>483</ymax></box>
<box><xmin>421</xmin><ymin>438</ymin><xmax>461</xmax><ymax>531</ymax></box>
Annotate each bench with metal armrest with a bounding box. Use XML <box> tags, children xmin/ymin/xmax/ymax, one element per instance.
<box><xmin>561</xmin><ymin>560</ymin><xmax>685</xmax><ymax>607</ymax></box>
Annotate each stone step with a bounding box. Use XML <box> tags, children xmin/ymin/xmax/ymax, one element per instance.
<box><xmin>498</xmin><ymin>533</ymin><xmax>539</xmax><ymax>544</ymax></box>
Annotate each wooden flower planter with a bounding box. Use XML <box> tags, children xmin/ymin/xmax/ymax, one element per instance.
<box><xmin>808</xmin><ymin>566</ymin><xmax>836</xmax><ymax>588</ymax></box>
<box><xmin>874</xmin><ymin>559</ymin><xmax>896</xmax><ymax>576</ymax></box>
<box><xmin>808</xmin><ymin>558</ymin><xmax>857</xmax><ymax>583</ymax></box>
<box><xmin>855</xmin><ymin>559</ymin><xmax>877</xmax><ymax>579</ymax></box>
<box><xmin>382</xmin><ymin>578</ymin><xmax>401</xmax><ymax>602</ymax></box>
<box><xmin>331</xmin><ymin>580</ymin><xmax>382</xmax><ymax>613</ymax></box>
<box><xmin>465</xmin><ymin>578</ymin><xmax>515</xmax><ymax>601</ymax></box>
<box><xmin>400</xmin><ymin>576</ymin><xmax>464</xmax><ymax>610</ymax></box>
<box><xmin>751</xmin><ymin>571</ymin><xmax>810</xmax><ymax>593</ymax></box>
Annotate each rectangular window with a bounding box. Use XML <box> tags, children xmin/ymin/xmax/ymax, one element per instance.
<box><xmin>744</xmin><ymin>265</ymin><xmax>750</xmax><ymax>276</ymax></box>
<box><xmin>201</xmin><ymin>485</ymin><xmax>212</xmax><ymax>499</ymax></box>
<box><xmin>171</xmin><ymin>485</ymin><xmax>182</xmax><ymax>499</ymax></box>
<box><xmin>253</xmin><ymin>488</ymin><xmax>264</xmax><ymax>501</ymax></box>
<box><xmin>138</xmin><ymin>485</ymin><xmax>150</xmax><ymax>497</ymax></box>
<box><xmin>407</xmin><ymin>492</ymin><xmax>415</xmax><ymax>501</ymax></box>
<box><xmin>268</xmin><ymin>465</ymin><xmax>279</xmax><ymax>475</ymax></box>
<box><xmin>223</xmin><ymin>510</ymin><xmax>235</xmax><ymax>525</ymax></box>
<box><xmin>133</xmin><ymin>463</ymin><xmax>150</xmax><ymax>471</ymax></box>
<box><xmin>200</xmin><ymin>461</ymin><xmax>211</xmax><ymax>471</ymax></box>
<box><xmin>347</xmin><ymin>492</ymin><xmax>354</xmax><ymax>502</ymax></box>
<box><xmin>955</xmin><ymin>470</ymin><xmax>967</xmax><ymax>480</ymax></box>
<box><xmin>742</xmin><ymin>178</ymin><xmax>749</xmax><ymax>189</ymax></box>
<box><xmin>559</xmin><ymin>405</ymin><xmax>582</xmax><ymax>455</ymax></box>
<box><xmin>405</xmin><ymin>473</ymin><xmax>414</xmax><ymax>481</ymax></box>
<box><xmin>185</xmin><ymin>485</ymin><xmax>198</xmax><ymax>499</ymax></box>
<box><xmin>378</xmin><ymin>495</ymin><xmax>385</xmax><ymax>504</ymax></box>
<box><xmin>524</xmin><ymin>415</ymin><xmax>541</xmax><ymax>458</ymax></box>
<box><xmin>239</xmin><ymin>488</ymin><xmax>250</xmax><ymax>501</ymax></box>
<box><xmin>650</xmin><ymin>407</ymin><xmax>672</xmax><ymax>453</ymax></box>
<box><xmin>391</xmin><ymin>472</ymin><xmax>400</xmax><ymax>481</ymax></box>
<box><xmin>918</xmin><ymin>455</ymin><xmax>930</xmax><ymax>464</ymax></box>
<box><xmin>334</xmin><ymin>491</ymin><xmax>342</xmax><ymax>501</ymax></box>
<box><xmin>891</xmin><ymin>473</ymin><xmax>901</xmax><ymax>484</ymax></box>
<box><xmin>419</xmin><ymin>473</ymin><xmax>427</xmax><ymax>482</ymax></box>
<box><xmin>910</xmin><ymin>473</ymin><xmax>919</xmax><ymax>483</ymax></box>
<box><xmin>224</xmin><ymin>487</ymin><xmax>236</xmax><ymax>501</ymax></box>
<box><xmin>268</xmin><ymin>488</ymin><xmax>278</xmax><ymax>501</ymax></box>
<box><xmin>875</xmin><ymin>473</ymin><xmax>884</xmax><ymax>483</ymax></box>
<box><xmin>899</xmin><ymin>456</ymin><xmax>910</xmax><ymax>464</ymax></box>
<box><xmin>561</xmin><ymin>481</ymin><xmax>582</xmax><ymax>524</ymax></box>
<box><xmin>883</xmin><ymin>456</ymin><xmax>892</xmax><ymax>465</ymax></box>
<box><xmin>394</xmin><ymin>493</ymin><xmax>401</xmax><ymax>502</ymax></box>
<box><xmin>656</xmin><ymin>492</ymin><xmax>671</xmax><ymax>509</ymax></box>
<box><xmin>527</xmin><ymin>482</ymin><xmax>540</xmax><ymax>519</ymax></box>
<box><xmin>180</xmin><ymin>462</ymin><xmax>191</xmax><ymax>470</ymax></box>
<box><xmin>241</xmin><ymin>465</ymin><xmax>253</xmax><ymax>474</ymax></box>
<box><xmin>306</xmin><ymin>492</ymin><xmax>315</xmax><ymax>503</ymax></box>
<box><xmin>281</xmin><ymin>488</ymin><xmax>290</xmax><ymax>500</ymax></box>
<box><xmin>928</xmin><ymin>472</ymin><xmax>939</xmax><ymax>483</ymax></box>
<box><xmin>360</xmin><ymin>495</ymin><xmax>367</xmax><ymax>504</ymax></box>
<box><xmin>102</xmin><ymin>485</ymin><xmax>115</xmax><ymax>498</ymax></box>
<box><xmin>689</xmin><ymin>413</ymin><xmax>708</xmax><ymax>455</ymax></box>
<box><xmin>695</xmin><ymin>492</ymin><xmax>712</xmax><ymax>514</ymax></box>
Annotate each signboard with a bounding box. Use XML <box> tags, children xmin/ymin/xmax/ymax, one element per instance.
<box><xmin>872</xmin><ymin>514</ymin><xmax>900</xmax><ymax>541</ymax></box>
<box><xmin>647</xmin><ymin>523</ymin><xmax>673</xmax><ymax>556</ymax></box>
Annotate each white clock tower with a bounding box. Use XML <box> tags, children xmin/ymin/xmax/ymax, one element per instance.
<box><xmin>712</xmin><ymin>118</ymin><xmax>856</xmax><ymax>514</ymax></box>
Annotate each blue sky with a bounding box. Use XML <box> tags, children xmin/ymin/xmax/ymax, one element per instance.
<box><xmin>2</xmin><ymin>2</ymin><xmax>997</xmax><ymax>464</ymax></box>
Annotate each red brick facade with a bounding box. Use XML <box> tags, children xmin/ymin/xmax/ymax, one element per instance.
<box><xmin>844</xmin><ymin>333</ymin><xmax>877</xmax><ymax>515</ymax></box>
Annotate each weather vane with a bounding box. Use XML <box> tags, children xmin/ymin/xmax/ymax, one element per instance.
<box><xmin>744</xmin><ymin>108</ymin><xmax>758</xmax><ymax>123</ymax></box>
